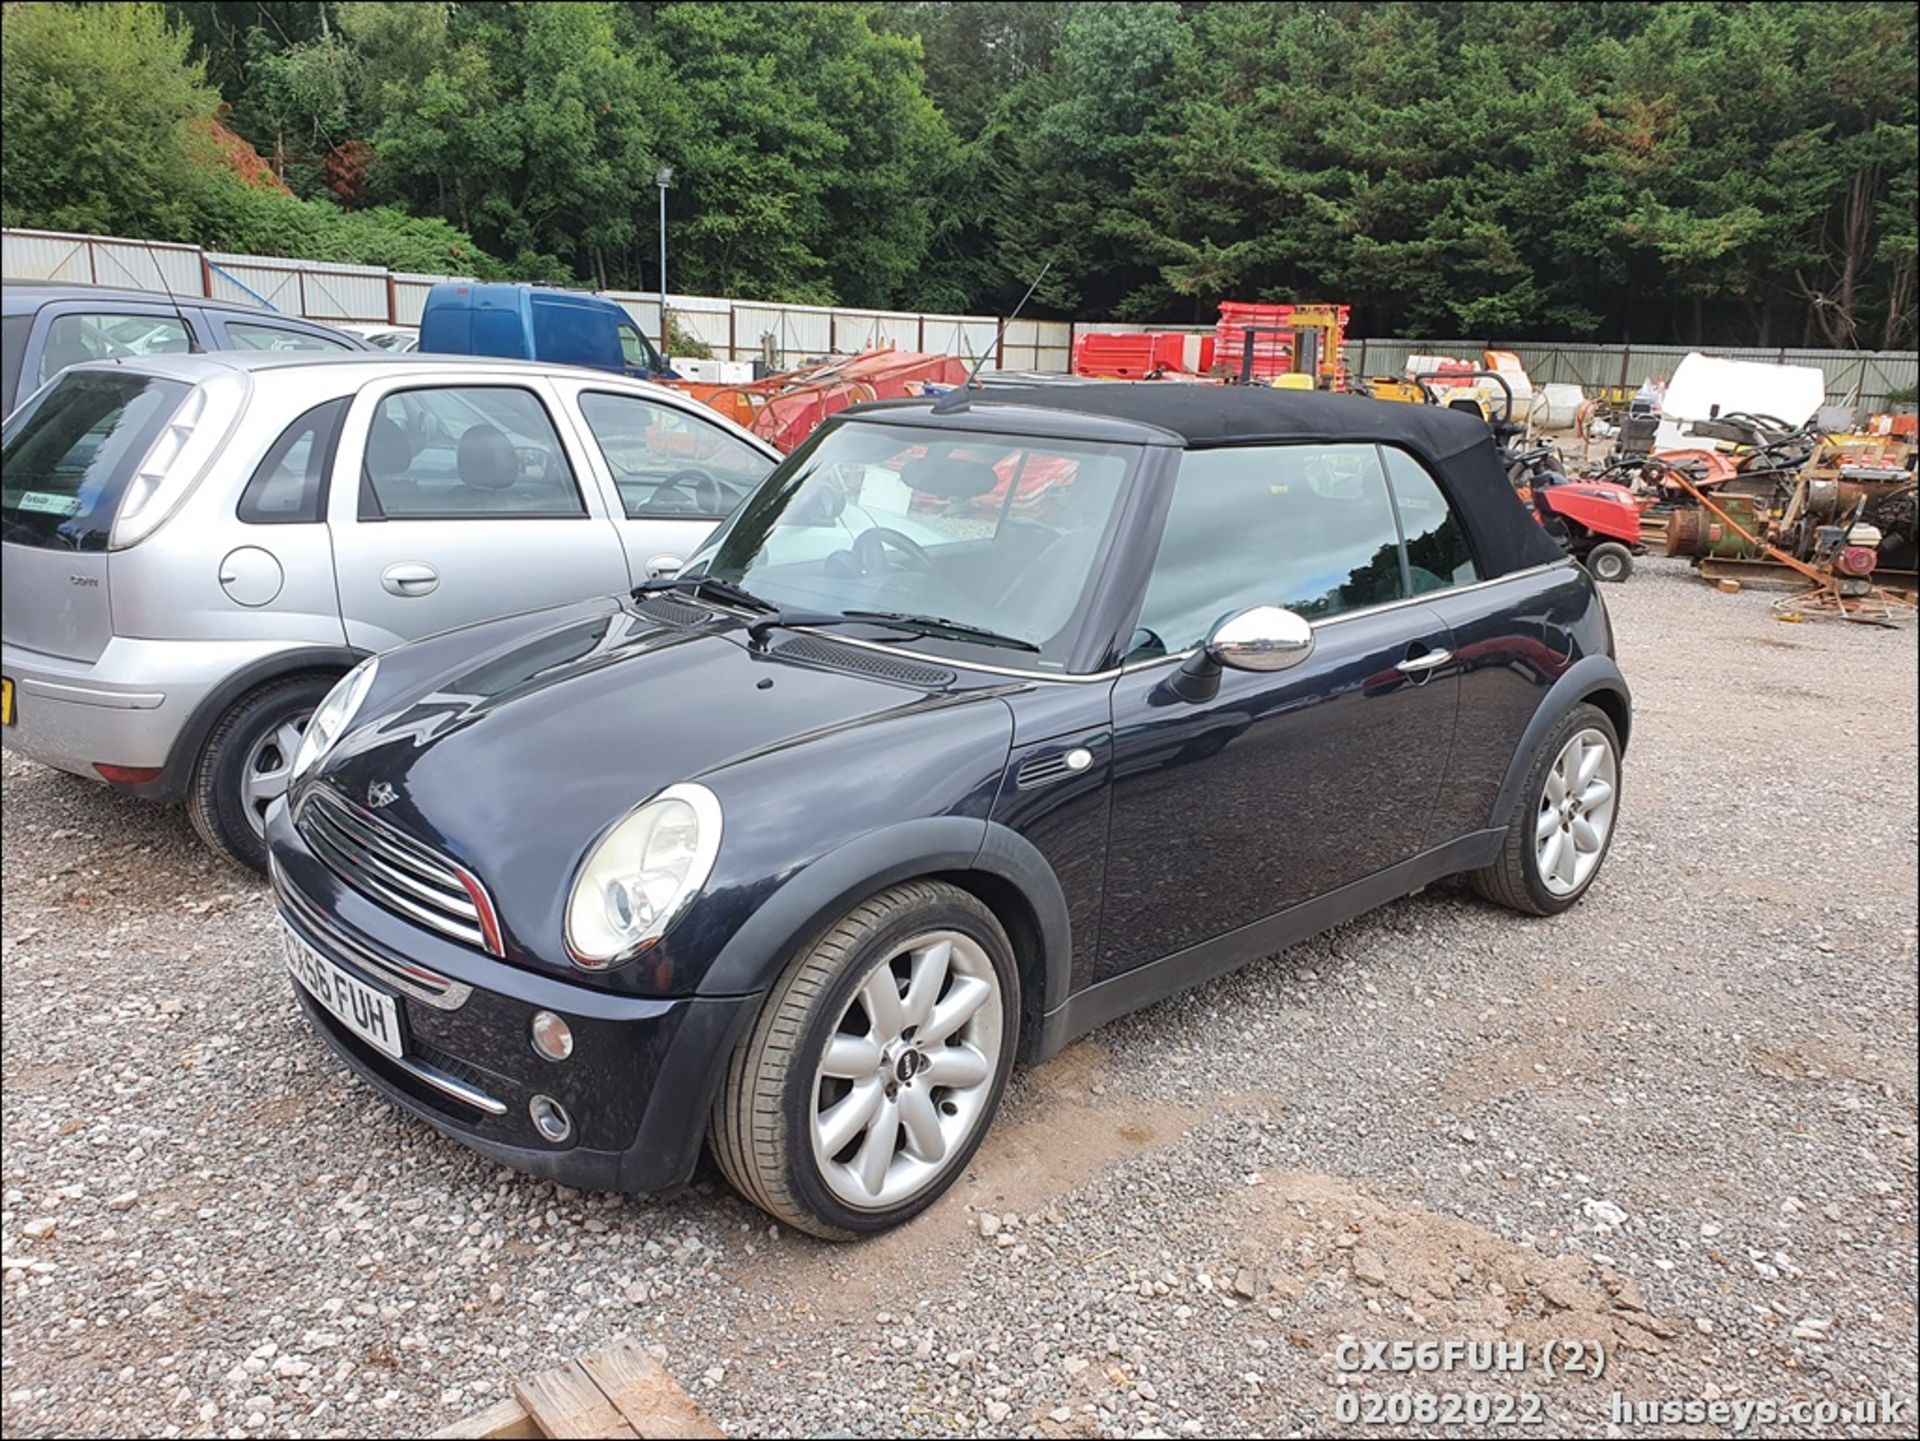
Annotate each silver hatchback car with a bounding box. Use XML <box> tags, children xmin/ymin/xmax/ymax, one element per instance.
<box><xmin>1</xmin><ymin>351</ymin><xmax>778</xmax><ymax>869</ymax></box>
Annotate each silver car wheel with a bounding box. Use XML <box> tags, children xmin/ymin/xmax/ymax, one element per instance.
<box><xmin>809</xmin><ymin>929</ymin><xmax>1003</xmax><ymax>1211</ymax></box>
<box><xmin>1535</xmin><ymin>727</ymin><xmax>1617</xmax><ymax>896</ymax></box>
<box><xmin>241</xmin><ymin>712</ymin><xmax>310</xmax><ymax>837</ymax></box>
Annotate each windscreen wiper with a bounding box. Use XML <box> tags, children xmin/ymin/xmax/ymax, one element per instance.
<box><xmin>841</xmin><ymin>610</ymin><xmax>1041</xmax><ymax>653</ymax></box>
<box><xmin>743</xmin><ymin>607</ymin><xmax>1039</xmax><ymax>653</ymax></box>
<box><xmin>632</xmin><ymin>574</ymin><xmax>775</xmax><ymax>613</ymax></box>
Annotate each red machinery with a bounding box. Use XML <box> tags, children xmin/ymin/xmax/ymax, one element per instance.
<box><xmin>1073</xmin><ymin>330</ymin><xmax>1214</xmax><ymax>379</ymax></box>
<box><xmin>1527</xmin><ymin>478</ymin><xmax>1648</xmax><ymax>583</ymax></box>
<box><xmin>676</xmin><ymin>349</ymin><xmax>969</xmax><ymax>453</ymax></box>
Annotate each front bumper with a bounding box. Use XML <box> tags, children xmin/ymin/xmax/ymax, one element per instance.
<box><xmin>266</xmin><ymin>802</ymin><xmax>759</xmax><ymax>1192</ymax></box>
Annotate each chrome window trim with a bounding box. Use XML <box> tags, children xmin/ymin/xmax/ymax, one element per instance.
<box><xmin>777</xmin><ymin>559</ymin><xmax>1576</xmax><ymax>684</ymax></box>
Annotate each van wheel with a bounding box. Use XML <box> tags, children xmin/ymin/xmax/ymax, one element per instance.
<box><xmin>710</xmin><ymin>881</ymin><xmax>1019</xmax><ymax>1239</ymax></box>
<box><xmin>187</xmin><ymin>675</ymin><xmax>334</xmax><ymax>872</ymax></box>
<box><xmin>1586</xmin><ymin>542</ymin><xmax>1634</xmax><ymax>583</ymax></box>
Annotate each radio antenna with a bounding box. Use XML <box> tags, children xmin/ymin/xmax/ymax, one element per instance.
<box><xmin>138</xmin><ymin>236</ymin><xmax>201</xmax><ymax>352</ymax></box>
<box><xmin>934</xmin><ymin>255</ymin><xmax>1055</xmax><ymax>412</ymax></box>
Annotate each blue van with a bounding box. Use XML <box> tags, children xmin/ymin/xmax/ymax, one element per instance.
<box><xmin>417</xmin><ymin>283</ymin><xmax>679</xmax><ymax>379</ymax></box>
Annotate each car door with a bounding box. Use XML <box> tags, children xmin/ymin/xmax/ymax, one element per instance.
<box><xmin>327</xmin><ymin>374</ymin><xmax>632</xmax><ymax>649</ymax></box>
<box><xmin>1095</xmin><ymin>442</ymin><xmax>1461</xmax><ymax>983</ymax></box>
<box><xmin>550</xmin><ymin>379</ymin><xmax>779</xmax><ymax>579</ymax></box>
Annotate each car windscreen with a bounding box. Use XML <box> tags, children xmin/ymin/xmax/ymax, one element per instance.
<box><xmin>1</xmin><ymin>370</ymin><xmax>190</xmax><ymax>550</ymax></box>
<box><xmin>694</xmin><ymin>420</ymin><xmax>1142</xmax><ymax>671</ymax></box>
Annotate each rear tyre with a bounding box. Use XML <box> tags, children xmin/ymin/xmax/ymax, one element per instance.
<box><xmin>710</xmin><ymin>880</ymin><xmax>1019</xmax><ymax>1239</ymax></box>
<box><xmin>1468</xmin><ymin>702</ymin><xmax>1621</xmax><ymax>917</ymax></box>
<box><xmin>1586</xmin><ymin>541</ymin><xmax>1634</xmax><ymax>583</ymax></box>
<box><xmin>187</xmin><ymin>675</ymin><xmax>334</xmax><ymax>873</ymax></box>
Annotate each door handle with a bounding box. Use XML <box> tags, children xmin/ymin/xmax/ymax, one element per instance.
<box><xmin>380</xmin><ymin>562</ymin><xmax>440</xmax><ymax>597</ymax></box>
<box><xmin>1395</xmin><ymin>648</ymin><xmax>1452</xmax><ymax>674</ymax></box>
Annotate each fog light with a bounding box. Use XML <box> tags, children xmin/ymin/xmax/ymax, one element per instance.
<box><xmin>530</xmin><ymin>1010</ymin><xmax>574</xmax><ymax>1062</ymax></box>
<box><xmin>529</xmin><ymin>1094</ymin><xmax>572</xmax><ymax>1144</ymax></box>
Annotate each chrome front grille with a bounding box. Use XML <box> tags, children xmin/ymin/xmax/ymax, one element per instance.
<box><xmin>295</xmin><ymin>787</ymin><xmax>499</xmax><ymax>955</ymax></box>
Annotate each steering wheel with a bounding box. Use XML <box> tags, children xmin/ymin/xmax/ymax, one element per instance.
<box><xmin>649</xmin><ymin>469</ymin><xmax>727</xmax><ymax>515</ymax></box>
<box><xmin>852</xmin><ymin>526</ymin><xmax>932</xmax><ymax>575</ymax></box>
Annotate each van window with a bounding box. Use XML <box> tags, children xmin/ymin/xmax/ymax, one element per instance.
<box><xmin>1</xmin><ymin>370</ymin><xmax>190</xmax><ymax>551</ymax></box>
<box><xmin>237</xmin><ymin>398</ymin><xmax>349</xmax><ymax>524</ymax></box>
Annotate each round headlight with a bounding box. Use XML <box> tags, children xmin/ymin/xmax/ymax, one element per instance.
<box><xmin>292</xmin><ymin>657</ymin><xmax>379</xmax><ymax>781</ymax></box>
<box><xmin>565</xmin><ymin>783</ymin><xmax>722</xmax><ymax>969</ymax></box>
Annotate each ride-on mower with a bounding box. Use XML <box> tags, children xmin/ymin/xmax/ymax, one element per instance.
<box><xmin>1437</xmin><ymin>367</ymin><xmax>1647</xmax><ymax>584</ymax></box>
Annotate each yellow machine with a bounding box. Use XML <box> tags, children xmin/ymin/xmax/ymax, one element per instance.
<box><xmin>1270</xmin><ymin>372</ymin><xmax>1316</xmax><ymax>391</ymax></box>
<box><xmin>1365</xmin><ymin>376</ymin><xmax>1429</xmax><ymax>404</ymax></box>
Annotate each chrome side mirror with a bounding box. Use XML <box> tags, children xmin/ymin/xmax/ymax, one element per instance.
<box><xmin>1205</xmin><ymin>606</ymin><xmax>1315</xmax><ymax>673</ymax></box>
<box><xmin>1166</xmin><ymin>606</ymin><xmax>1315</xmax><ymax>703</ymax></box>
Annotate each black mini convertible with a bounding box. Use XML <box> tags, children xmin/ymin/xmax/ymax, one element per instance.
<box><xmin>269</xmin><ymin>384</ymin><xmax>1630</xmax><ymax>1237</ymax></box>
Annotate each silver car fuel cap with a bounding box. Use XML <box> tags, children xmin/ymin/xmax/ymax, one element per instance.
<box><xmin>219</xmin><ymin>547</ymin><xmax>285</xmax><ymax>607</ymax></box>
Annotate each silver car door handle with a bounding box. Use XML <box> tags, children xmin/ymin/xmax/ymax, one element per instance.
<box><xmin>1396</xmin><ymin>648</ymin><xmax>1452</xmax><ymax>673</ymax></box>
<box><xmin>381</xmin><ymin>562</ymin><xmax>440</xmax><ymax>597</ymax></box>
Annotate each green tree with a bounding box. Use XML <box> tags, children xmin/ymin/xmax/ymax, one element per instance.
<box><xmin>1</xmin><ymin>1</ymin><xmax>221</xmax><ymax>239</ymax></box>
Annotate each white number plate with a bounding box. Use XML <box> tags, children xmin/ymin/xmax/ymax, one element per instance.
<box><xmin>283</xmin><ymin>924</ymin><xmax>405</xmax><ymax>1060</ymax></box>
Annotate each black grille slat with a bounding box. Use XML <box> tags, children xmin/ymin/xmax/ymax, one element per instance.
<box><xmin>297</xmin><ymin>789</ymin><xmax>493</xmax><ymax>953</ymax></box>
<box><xmin>772</xmin><ymin>635</ymin><xmax>954</xmax><ymax>688</ymax></box>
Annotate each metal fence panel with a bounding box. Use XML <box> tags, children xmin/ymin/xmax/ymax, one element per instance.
<box><xmin>3</xmin><ymin>228</ymin><xmax>1912</xmax><ymax>396</ymax></box>
<box><xmin>203</xmin><ymin>255</ymin><xmax>304</xmax><ymax>314</ymax></box>
<box><xmin>390</xmin><ymin>271</ymin><xmax>470</xmax><ymax>325</ymax></box>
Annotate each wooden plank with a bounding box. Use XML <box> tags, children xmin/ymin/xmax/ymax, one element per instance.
<box><xmin>429</xmin><ymin>1396</ymin><xmax>542</xmax><ymax>1440</ymax></box>
<box><xmin>579</xmin><ymin>1337</ymin><xmax>723</xmax><ymax>1440</ymax></box>
<box><xmin>515</xmin><ymin>1361</ymin><xmax>640</xmax><ymax>1440</ymax></box>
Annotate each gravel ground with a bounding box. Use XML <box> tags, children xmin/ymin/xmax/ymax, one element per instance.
<box><xmin>3</xmin><ymin>556</ymin><xmax>1915</xmax><ymax>1440</ymax></box>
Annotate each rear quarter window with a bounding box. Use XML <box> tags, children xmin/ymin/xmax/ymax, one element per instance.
<box><xmin>237</xmin><ymin>398</ymin><xmax>350</xmax><ymax>524</ymax></box>
<box><xmin>1</xmin><ymin>370</ymin><xmax>190</xmax><ymax>551</ymax></box>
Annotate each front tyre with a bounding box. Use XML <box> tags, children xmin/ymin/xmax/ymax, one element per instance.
<box><xmin>187</xmin><ymin>675</ymin><xmax>333</xmax><ymax>873</ymax></box>
<box><xmin>710</xmin><ymin>880</ymin><xmax>1019</xmax><ymax>1239</ymax></box>
<box><xmin>1468</xmin><ymin>702</ymin><xmax>1621</xmax><ymax>916</ymax></box>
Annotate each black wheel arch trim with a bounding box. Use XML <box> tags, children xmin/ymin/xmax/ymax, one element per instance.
<box><xmin>151</xmin><ymin>645</ymin><xmax>371</xmax><ymax>800</ymax></box>
<box><xmin>695</xmin><ymin>814</ymin><xmax>1074</xmax><ymax>1034</ymax></box>
<box><xmin>1489</xmin><ymin>654</ymin><xmax>1631</xmax><ymax>832</ymax></box>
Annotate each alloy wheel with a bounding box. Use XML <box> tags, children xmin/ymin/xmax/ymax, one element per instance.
<box><xmin>1535</xmin><ymin>727</ymin><xmax>1618</xmax><ymax>896</ymax></box>
<box><xmin>809</xmin><ymin>930</ymin><xmax>1003</xmax><ymax>1210</ymax></box>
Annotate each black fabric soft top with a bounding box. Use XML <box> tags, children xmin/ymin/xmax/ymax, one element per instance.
<box><xmin>908</xmin><ymin>383</ymin><xmax>1569</xmax><ymax>580</ymax></box>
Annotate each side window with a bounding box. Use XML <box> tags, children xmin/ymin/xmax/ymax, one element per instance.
<box><xmin>224</xmin><ymin>322</ymin><xmax>354</xmax><ymax>353</ymax></box>
<box><xmin>1381</xmin><ymin>447</ymin><xmax>1479</xmax><ymax>592</ymax></box>
<box><xmin>1134</xmin><ymin>444</ymin><xmax>1406</xmax><ymax>655</ymax></box>
<box><xmin>38</xmin><ymin>313</ymin><xmax>192</xmax><ymax>384</ymax></box>
<box><xmin>616</xmin><ymin>322</ymin><xmax>658</xmax><ymax>371</ymax></box>
<box><xmin>237</xmin><ymin>398</ymin><xmax>349</xmax><ymax>524</ymax></box>
<box><xmin>577</xmin><ymin>392</ymin><xmax>773</xmax><ymax>519</ymax></box>
<box><xmin>359</xmin><ymin>386</ymin><xmax>585</xmax><ymax>520</ymax></box>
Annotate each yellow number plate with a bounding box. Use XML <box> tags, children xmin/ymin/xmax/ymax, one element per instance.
<box><xmin>1</xmin><ymin>677</ymin><xmax>13</xmax><ymax>726</ymax></box>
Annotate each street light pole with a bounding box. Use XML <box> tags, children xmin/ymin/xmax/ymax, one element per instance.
<box><xmin>655</xmin><ymin>166</ymin><xmax>673</xmax><ymax>359</ymax></box>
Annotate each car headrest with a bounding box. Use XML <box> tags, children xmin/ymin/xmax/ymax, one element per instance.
<box><xmin>901</xmin><ymin>456</ymin><xmax>1000</xmax><ymax>500</ymax></box>
<box><xmin>366</xmin><ymin>416</ymin><xmax>412</xmax><ymax>479</ymax></box>
<box><xmin>457</xmin><ymin>424</ymin><xmax>518</xmax><ymax>490</ymax></box>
